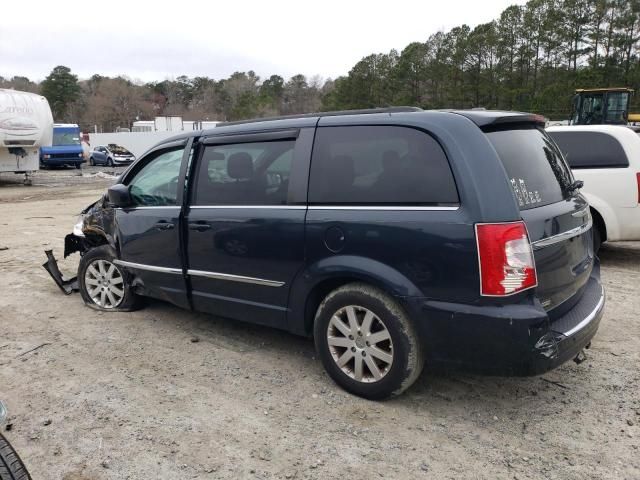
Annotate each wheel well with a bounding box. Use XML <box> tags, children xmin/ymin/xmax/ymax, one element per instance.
<box><xmin>590</xmin><ymin>207</ymin><xmax>607</xmax><ymax>242</ymax></box>
<box><xmin>82</xmin><ymin>232</ymin><xmax>110</xmax><ymax>252</ymax></box>
<box><xmin>303</xmin><ymin>277</ymin><xmax>364</xmax><ymax>336</ymax></box>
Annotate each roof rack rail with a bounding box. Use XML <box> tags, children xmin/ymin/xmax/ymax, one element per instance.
<box><xmin>219</xmin><ymin>106</ymin><xmax>423</xmax><ymax>127</ymax></box>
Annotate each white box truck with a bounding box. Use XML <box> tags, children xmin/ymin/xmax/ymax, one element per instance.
<box><xmin>154</xmin><ymin>116</ymin><xmax>183</xmax><ymax>132</ymax></box>
<box><xmin>0</xmin><ymin>89</ymin><xmax>53</xmax><ymax>184</ymax></box>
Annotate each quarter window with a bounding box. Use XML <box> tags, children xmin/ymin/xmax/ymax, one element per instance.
<box><xmin>192</xmin><ymin>141</ymin><xmax>295</xmax><ymax>205</ymax></box>
<box><xmin>128</xmin><ymin>147</ymin><xmax>184</xmax><ymax>206</ymax></box>
<box><xmin>308</xmin><ymin>126</ymin><xmax>458</xmax><ymax>205</ymax></box>
<box><xmin>547</xmin><ymin>131</ymin><xmax>629</xmax><ymax>169</ymax></box>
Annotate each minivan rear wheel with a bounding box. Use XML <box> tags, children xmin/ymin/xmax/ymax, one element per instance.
<box><xmin>314</xmin><ymin>283</ymin><xmax>424</xmax><ymax>400</ymax></box>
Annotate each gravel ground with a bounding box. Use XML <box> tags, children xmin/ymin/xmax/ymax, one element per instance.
<box><xmin>0</xmin><ymin>168</ymin><xmax>639</xmax><ymax>480</ymax></box>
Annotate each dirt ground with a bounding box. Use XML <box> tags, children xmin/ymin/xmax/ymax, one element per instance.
<box><xmin>0</xmin><ymin>168</ymin><xmax>638</xmax><ymax>480</ymax></box>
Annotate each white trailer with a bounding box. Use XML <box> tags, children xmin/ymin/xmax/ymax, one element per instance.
<box><xmin>154</xmin><ymin>116</ymin><xmax>183</xmax><ymax>132</ymax></box>
<box><xmin>0</xmin><ymin>89</ymin><xmax>53</xmax><ymax>184</ymax></box>
<box><xmin>132</xmin><ymin>118</ymin><xmax>220</xmax><ymax>133</ymax></box>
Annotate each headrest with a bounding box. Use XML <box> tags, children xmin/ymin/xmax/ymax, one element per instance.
<box><xmin>227</xmin><ymin>152</ymin><xmax>253</xmax><ymax>179</ymax></box>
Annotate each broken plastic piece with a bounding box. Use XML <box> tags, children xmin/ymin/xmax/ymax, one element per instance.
<box><xmin>42</xmin><ymin>250</ymin><xmax>78</xmax><ymax>295</ymax></box>
<box><xmin>64</xmin><ymin>233</ymin><xmax>84</xmax><ymax>258</ymax></box>
<box><xmin>573</xmin><ymin>349</ymin><xmax>587</xmax><ymax>364</ymax></box>
<box><xmin>534</xmin><ymin>332</ymin><xmax>560</xmax><ymax>359</ymax></box>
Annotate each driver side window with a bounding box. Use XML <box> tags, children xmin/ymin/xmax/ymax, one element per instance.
<box><xmin>128</xmin><ymin>147</ymin><xmax>184</xmax><ymax>207</ymax></box>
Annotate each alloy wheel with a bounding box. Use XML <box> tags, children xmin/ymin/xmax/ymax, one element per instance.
<box><xmin>84</xmin><ymin>259</ymin><xmax>125</xmax><ymax>308</ymax></box>
<box><xmin>326</xmin><ymin>305</ymin><xmax>394</xmax><ymax>383</ymax></box>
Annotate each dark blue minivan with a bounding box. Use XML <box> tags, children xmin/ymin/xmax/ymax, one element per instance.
<box><xmin>62</xmin><ymin>108</ymin><xmax>604</xmax><ymax>399</ymax></box>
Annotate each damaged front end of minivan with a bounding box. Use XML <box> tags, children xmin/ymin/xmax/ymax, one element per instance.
<box><xmin>42</xmin><ymin>195</ymin><xmax>116</xmax><ymax>294</ymax></box>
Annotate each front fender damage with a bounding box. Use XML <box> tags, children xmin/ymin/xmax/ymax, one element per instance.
<box><xmin>43</xmin><ymin>195</ymin><xmax>115</xmax><ymax>294</ymax></box>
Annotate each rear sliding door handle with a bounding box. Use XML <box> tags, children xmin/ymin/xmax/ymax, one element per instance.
<box><xmin>189</xmin><ymin>222</ymin><xmax>211</xmax><ymax>232</ymax></box>
<box><xmin>154</xmin><ymin>221</ymin><xmax>175</xmax><ymax>230</ymax></box>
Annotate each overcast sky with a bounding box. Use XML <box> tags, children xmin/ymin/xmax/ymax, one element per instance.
<box><xmin>1</xmin><ymin>0</ymin><xmax>526</xmax><ymax>83</ymax></box>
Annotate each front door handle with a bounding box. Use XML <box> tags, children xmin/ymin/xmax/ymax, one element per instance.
<box><xmin>154</xmin><ymin>221</ymin><xmax>175</xmax><ymax>230</ymax></box>
<box><xmin>189</xmin><ymin>222</ymin><xmax>211</xmax><ymax>232</ymax></box>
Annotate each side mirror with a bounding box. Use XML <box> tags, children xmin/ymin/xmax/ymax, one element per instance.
<box><xmin>107</xmin><ymin>183</ymin><xmax>132</xmax><ymax>208</ymax></box>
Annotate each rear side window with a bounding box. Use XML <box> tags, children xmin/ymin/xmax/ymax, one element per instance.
<box><xmin>308</xmin><ymin>126</ymin><xmax>458</xmax><ymax>205</ymax></box>
<box><xmin>486</xmin><ymin>127</ymin><xmax>573</xmax><ymax>210</ymax></box>
<box><xmin>547</xmin><ymin>131</ymin><xmax>629</xmax><ymax>169</ymax></box>
<box><xmin>192</xmin><ymin>140</ymin><xmax>294</xmax><ymax>205</ymax></box>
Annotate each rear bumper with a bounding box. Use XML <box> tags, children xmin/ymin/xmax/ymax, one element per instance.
<box><xmin>406</xmin><ymin>263</ymin><xmax>605</xmax><ymax>376</ymax></box>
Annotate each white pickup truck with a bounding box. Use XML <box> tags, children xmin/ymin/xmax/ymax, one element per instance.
<box><xmin>0</xmin><ymin>89</ymin><xmax>53</xmax><ymax>184</ymax></box>
<box><xmin>547</xmin><ymin>125</ymin><xmax>640</xmax><ymax>251</ymax></box>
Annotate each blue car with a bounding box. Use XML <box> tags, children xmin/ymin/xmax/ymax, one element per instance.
<box><xmin>89</xmin><ymin>144</ymin><xmax>136</xmax><ymax>167</ymax></box>
<box><xmin>58</xmin><ymin>108</ymin><xmax>604</xmax><ymax>399</ymax></box>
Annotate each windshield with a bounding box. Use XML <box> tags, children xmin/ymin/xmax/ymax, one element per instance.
<box><xmin>108</xmin><ymin>144</ymin><xmax>132</xmax><ymax>155</ymax></box>
<box><xmin>486</xmin><ymin>126</ymin><xmax>574</xmax><ymax>210</ymax></box>
<box><xmin>53</xmin><ymin>128</ymin><xmax>81</xmax><ymax>146</ymax></box>
<box><xmin>605</xmin><ymin>92</ymin><xmax>630</xmax><ymax>123</ymax></box>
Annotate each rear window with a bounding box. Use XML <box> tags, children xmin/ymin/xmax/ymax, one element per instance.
<box><xmin>308</xmin><ymin>126</ymin><xmax>458</xmax><ymax>205</ymax></box>
<box><xmin>486</xmin><ymin>127</ymin><xmax>573</xmax><ymax>210</ymax></box>
<box><xmin>547</xmin><ymin>131</ymin><xmax>629</xmax><ymax>169</ymax></box>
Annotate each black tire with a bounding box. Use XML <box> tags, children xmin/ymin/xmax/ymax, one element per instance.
<box><xmin>314</xmin><ymin>283</ymin><xmax>424</xmax><ymax>400</ymax></box>
<box><xmin>89</xmin><ymin>157</ymin><xmax>94</xmax><ymax>166</ymax></box>
<box><xmin>75</xmin><ymin>163</ymin><xmax>81</xmax><ymax>170</ymax></box>
<box><xmin>78</xmin><ymin>245</ymin><xmax>142</xmax><ymax>311</ymax></box>
<box><xmin>0</xmin><ymin>433</ymin><xmax>31</xmax><ymax>480</ymax></box>
<box><xmin>107</xmin><ymin>157</ymin><xmax>113</xmax><ymax>167</ymax></box>
<box><xmin>593</xmin><ymin>223</ymin><xmax>602</xmax><ymax>254</ymax></box>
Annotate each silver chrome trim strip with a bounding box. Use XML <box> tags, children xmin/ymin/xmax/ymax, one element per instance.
<box><xmin>115</xmin><ymin>206</ymin><xmax>181</xmax><ymax>211</ymax></box>
<box><xmin>187</xmin><ymin>269</ymin><xmax>284</xmax><ymax>287</ymax></box>
<box><xmin>190</xmin><ymin>205</ymin><xmax>306</xmax><ymax>210</ymax></box>
<box><xmin>571</xmin><ymin>206</ymin><xmax>589</xmax><ymax>218</ymax></box>
<box><xmin>562</xmin><ymin>287</ymin><xmax>605</xmax><ymax>337</ymax></box>
<box><xmin>531</xmin><ymin>217</ymin><xmax>593</xmax><ymax>250</ymax></box>
<box><xmin>113</xmin><ymin>259</ymin><xmax>182</xmax><ymax>275</ymax></box>
<box><xmin>113</xmin><ymin>261</ymin><xmax>285</xmax><ymax>287</ymax></box>
<box><xmin>308</xmin><ymin>205</ymin><xmax>459</xmax><ymax>211</ymax></box>
<box><xmin>189</xmin><ymin>205</ymin><xmax>459</xmax><ymax>211</ymax></box>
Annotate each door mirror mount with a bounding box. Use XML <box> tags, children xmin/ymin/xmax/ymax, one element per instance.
<box><xmin>107</xmin><ymin>183</ymin><xmax>132</xmax><ymax>208</ymax></box>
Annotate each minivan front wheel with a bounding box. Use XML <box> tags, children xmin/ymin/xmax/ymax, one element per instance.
<box><xmin>314</xmin><ymin>283</ymin><xmax>424</xmax><ymax>399</ymax></box>
<box><xmin>78</xmin><ymin>245</ymin><xmax>140</xmax><ymax>311</ymax></box>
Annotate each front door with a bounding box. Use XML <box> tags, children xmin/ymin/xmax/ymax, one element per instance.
<box><xmin>114</xmin><ymin>142</ymin><xmax>190</xmax><ymax>309</ymax></box>
<box><xmin>185</xmin><ymin>129</ymin><xmax>311</xmax><ymax>329</ymax></box>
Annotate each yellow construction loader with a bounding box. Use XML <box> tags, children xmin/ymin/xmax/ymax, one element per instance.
<box><xmin>570</xmin><ymin>87</ymin><xmax>640</xmax><ymax>125</ymax></box>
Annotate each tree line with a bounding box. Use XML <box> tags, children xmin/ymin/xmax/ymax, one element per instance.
<box><xmin>325</xmin><ymin>0</ymin><xmax>640</xmax><ymax>117</ymax></box>
<box><xmin>1</xmin><ymin>0</ymin><xmax>638</xmax><ymax>131</ymax></box>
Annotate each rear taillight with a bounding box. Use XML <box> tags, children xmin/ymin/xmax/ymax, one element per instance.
<box><xmin>636</xmin><ymin>172</ymin><xmax>640</xmax><ymax>204</ymax></box>
<box><xmin>475</xmin><ymin>221</ymin><xmax>537</xmax><ymax>296</ymax></box>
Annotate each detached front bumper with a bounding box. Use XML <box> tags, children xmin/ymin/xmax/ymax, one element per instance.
<box><xmin>405</xmin><ymin>263</ymin><xmax>605</xmax><ymax>376</ymax></box>
<box><xmin>42</xmin><ymin>249</ymin><xmax>78</xmax><ymax>294</ymax></box>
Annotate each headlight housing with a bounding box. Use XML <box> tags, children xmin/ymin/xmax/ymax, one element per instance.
<box><xmin>73</xmin><ymin>216</ymin><xmax>85</xmax><ymax>237</ymax></box>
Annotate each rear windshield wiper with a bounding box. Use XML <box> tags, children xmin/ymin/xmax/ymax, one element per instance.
<box><xmin>567</xmin><ymin>180</ymin><xmax>584</xmax><ymax>193</ymax></box>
